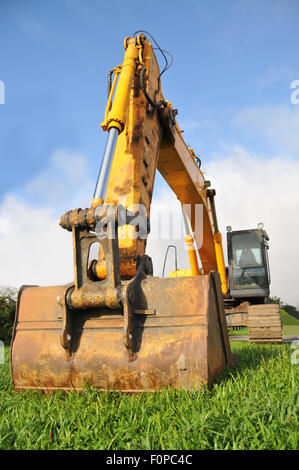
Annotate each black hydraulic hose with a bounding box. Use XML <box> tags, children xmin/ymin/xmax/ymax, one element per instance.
<box><xmin>107</xmin><ymin>69</ymin><xmax>114</xmax><ymax>111</ymax></box>
<box><xmin>140</xmin><ymin>67</ymin><xmax>167</xmax><ymax>110</ymax></box>
<box><xmin>107</xmin><ymin>69</ymin><xmax>114</xmax><ymax>97</ymax></box>
<box><xmin>133</xmin><ymin>30</ymin><xmax>173</xmax><ymax>78</ymax></box>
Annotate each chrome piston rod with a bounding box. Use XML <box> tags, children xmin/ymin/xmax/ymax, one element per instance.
<box><xmin>93</xmin><ymin>126</ymin><xmax>119</xmax><ymax>202</ymax></box>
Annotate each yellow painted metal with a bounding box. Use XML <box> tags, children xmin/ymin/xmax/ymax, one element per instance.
<box><xmin>136</xmin><ymin>34</ymin><xmax>144</xmax><ymax>65</ymax></box>
<box><xmin>213</xmin><ymin>231</ymin><xmax>229</xmax><ymax>295</ymax></box>
<box><xmin>158</xmin><ymin>126</ymin><xmax>217</xmax><ymax>274</ymax></box>
<box><xmin>103</xmin><ymin>66</ymin><xmax>121</xmax><ymax>128</ymax></box>
<box><xmin>91</xmin><ymin>197</ymin><xmax>104</xmax><ymax>208</ymax></box>
<box><xmin>185</xmin><ymin>235</ymin><xmax>201</xmax><ymax>276</ymax></box>
<box><xmin>96</xmin><ymin>35</ymin><xmax>228</xmax><ymax>286</ymax></box>
<box><xmin>101</xmin><ymin>40</ymin><xmax>140</xmax><ymax>133</ymax></box>
<box><xmin>169</xmin><ymin>269</ymin><xmax>192</xmax><ymax>278</ymax></box>
<box><xmin>96</xmin><ymin>36</ymin><xmax>163</xmax><ymax>279</ymax></box>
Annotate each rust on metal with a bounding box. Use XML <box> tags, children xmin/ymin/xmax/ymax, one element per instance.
<box><xmin>225</xmin><ymin>301</ymin><xmax>249</xmax><ymax>328</ymax></box>
<box><xmin>11</xmin><ymin>271</ymin><xmax>234</xmax><ymax>392</ymax></box>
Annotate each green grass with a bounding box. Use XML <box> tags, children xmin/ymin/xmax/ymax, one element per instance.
<box><xmin>281</xmin><ymin>309</ymin><xmax>299</xmax><ymax>327</ymax></box>
<box><xmin>229</xmin><ymin>327</ymin><xmax>249</xmax><ymax>336</ymax></box>
<box><xmin>229</xmin><ymin>326</ymin><xmax>299</xmax><ymax>337</ymax></box>
<box><xmin>0</xmin><ymin>342</ymin><xmax>298</xmax><ymax>450</ymax></box>
<box><xmin>283</xmin><ymin>325</ymin><xmax>299</xmax><ymax>336</ymax></box>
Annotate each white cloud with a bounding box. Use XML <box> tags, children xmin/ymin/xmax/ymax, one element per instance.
<box><xmin>205</xmin><ymin>145</ymin><xmax>299</xmax><ymax>307</ymax></box>
<box><xmin>257</xmin><ymin>64</ymin><xmax>295</xmax><ymax>88</ymax></box>
<box><xmin>146</xmin><ymin>187</ymin><xmax>190</xmax><ymax>277</ymax></box>
<box><xmin>235</xmin><ymin>104</ymin><xmax>299</xmax><ymax>155</ymax></box>
<box><xmin>26</xmin><ymin>149</ymin><xmax>93</xmax><ymax>209</ymax></box>
<box><xmin>147</xmin><ymin>146</ymin><xmax>299</xmax><ymax>308</ymax></box>
<box><xmin>0</xmin><ymin>154</ymin><xmax>190</xmax><ymax>289</ymax></box>
<box><xmin>0</xmin><ymin>150</ymin><xmax>92</xmax><ymax>289</ymax></box>
<box><xmin>1</xmin><ymin>146</ymin><xmax>298</xmax><ymax>309</ymax></box>
<box><xmin>0</xmin><ymin>194</ymin><xmax>73</xmax><ymax>287</ymax></box>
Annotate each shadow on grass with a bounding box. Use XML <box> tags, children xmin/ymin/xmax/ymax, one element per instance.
<box><xmin>214</xmin><ymin>341</ymin><xmax>289</xmax><ymax>387</ymax></box>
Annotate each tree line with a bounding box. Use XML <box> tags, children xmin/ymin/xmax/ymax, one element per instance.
<box><xmin>269</xmin><ymin>296</ymin><xmax>299</xmax><ymax>321</ymax></box>
<box><xmin>0</xmin><ymin>286</ymin><xmax>17</xmax><ymax>344</ymax></box>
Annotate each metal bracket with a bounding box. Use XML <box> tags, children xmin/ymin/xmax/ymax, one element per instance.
<box><xmin>60</xmin><ymin>217</ymin><xmax>122</xmax><ymax>355</ymax></box>
<box><xmin>122</xmin><ymin>255</ymin><xmax>153</xmax><ymax>360</ymax></box>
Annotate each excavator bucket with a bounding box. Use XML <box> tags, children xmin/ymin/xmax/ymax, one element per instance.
<box><xmin>11</xmin><ymin>271</ymin><xmax>234</xmax><ymax>392</ymax></box>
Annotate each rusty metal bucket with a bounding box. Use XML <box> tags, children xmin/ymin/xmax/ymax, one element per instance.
<box><xmin>10</xmin><ymin>271</ymin><xmax>234</xmax><ymax>392</ymax></box>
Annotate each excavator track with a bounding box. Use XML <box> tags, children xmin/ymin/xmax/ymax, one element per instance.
<box><xmin>248</xmin><ymin>304</ymin><xmax>283</xmax><ymax>343</ymax></box>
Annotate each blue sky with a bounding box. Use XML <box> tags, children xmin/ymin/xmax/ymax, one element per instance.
<box><xmin>1</xmin><ymin>0</ymin><xmax>299</xmax><ymax>305</ymax></box>
<box><xmin>0</xmin><ymin>0</ymin><xmax>298</xmax><ymax>201</ymax></box>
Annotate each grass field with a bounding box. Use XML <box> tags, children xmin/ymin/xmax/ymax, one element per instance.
<box><xmin>283</xmin><ymin>325</ymin><xmax>299</xmax><ymax>336</ymax></box>
<box><xmin>0</xmin><ymin>341</ymin><xmax>298</xmax><ymax>450</ymax></box>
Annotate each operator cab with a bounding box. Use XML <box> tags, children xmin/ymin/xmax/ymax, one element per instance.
<box><xmin>226</xmin><ymin>223</ymin><xmax>270</xmax><ymax>301</ymax></box>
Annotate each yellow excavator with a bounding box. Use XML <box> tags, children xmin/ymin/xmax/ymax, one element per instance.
<box><xmin>223</xmin><ymin>224</ymin><xmax>282</xmax><ymax>343</ymax></box>
<box><xmin>11</xmin><ymin>33</ymin><xmax>271</xmax><ymax>393</ymax></box>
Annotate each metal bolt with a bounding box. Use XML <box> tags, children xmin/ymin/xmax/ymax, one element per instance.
<box><xmin>129</xmin><ymin>290</ymin><xmax>135</xmax><ymax>304</ymax></box>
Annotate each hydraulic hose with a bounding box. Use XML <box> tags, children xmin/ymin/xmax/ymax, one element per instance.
<box><xmin>139</xmin><ymin>67</ymin><xmax>167</xmax><ymax>110</ymax></box>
